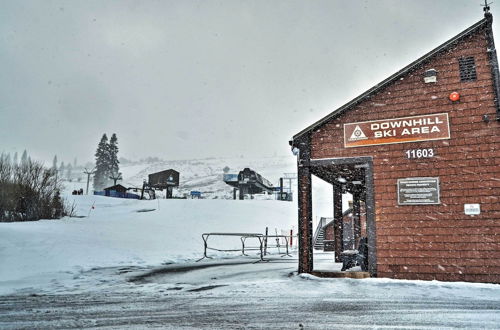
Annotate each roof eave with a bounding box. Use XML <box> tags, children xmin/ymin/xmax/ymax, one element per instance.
<box><xmin>292</xmin><ymin>17</ymin><xmax>489</xmax><ymax>142</ymax></box>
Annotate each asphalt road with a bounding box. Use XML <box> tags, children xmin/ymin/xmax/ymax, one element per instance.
<box><xmin>2</xmin><ymin>288</ymin><xmax>500</xmax><ymax>329</ymax></box>
<box><xmin>1</xmin><ymin>260</ymin><xmax>499</xmax><ymax>329</ymax></box>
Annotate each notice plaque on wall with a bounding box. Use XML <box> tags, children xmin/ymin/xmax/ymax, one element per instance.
<box><xmin>344</xmin><ymin>113</ymin><xmax>450</xmax><ymax>148</ymax></box>
<box><xmin>464</xmin><ymin>204</ymin><xmax>481</xmax><ymax>215</ymax></box>
<box><xmin>397</xmin><ymin>177</ymin><xmax>440</xmax><ymax>205</ymax></box>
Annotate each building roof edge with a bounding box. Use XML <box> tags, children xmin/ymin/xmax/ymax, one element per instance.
<box><xmin>292</xmin><ymin>17</ymin><xmax>490</xmax><ymax>142</ymax></box>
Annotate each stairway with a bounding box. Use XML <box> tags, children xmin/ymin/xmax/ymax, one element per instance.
<box><xmin>313</xmin><ymin>217</ymin><xmax>328</xmax><ymax>250</ymax></box>
<box><xmin>313</xmin><ymin>227</ymin><xmax>325</xmax><ymax>250</ymax></box>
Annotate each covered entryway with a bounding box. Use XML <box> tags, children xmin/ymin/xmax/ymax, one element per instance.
<box><xmin>297</xmin><ymin>156</ymin><xmax>377</xmax><ymax>277</ymax></box>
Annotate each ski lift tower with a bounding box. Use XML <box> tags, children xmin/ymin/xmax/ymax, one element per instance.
<box><xmin>146</xmin><ymin>169</ymin><xmax>180</xmax><ymax>199</ymax></box>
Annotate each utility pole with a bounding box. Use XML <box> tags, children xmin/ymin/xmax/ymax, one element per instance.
<box><xmin>83</xmin><ymin>167</ymin><xmax>96</xmax><ymax>195</ymax></box>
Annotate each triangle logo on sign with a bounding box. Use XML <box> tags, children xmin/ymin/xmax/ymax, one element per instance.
<box><xmin>349</xmin><ymin>125</ymin><xmax>367</xmax><ymax>141</ymax></box>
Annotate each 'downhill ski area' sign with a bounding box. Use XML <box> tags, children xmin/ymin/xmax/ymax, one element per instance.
<box><xmin>344</xmin><ymin>113</ymin><xmax>450</xmax><ymax>148</ymax></box>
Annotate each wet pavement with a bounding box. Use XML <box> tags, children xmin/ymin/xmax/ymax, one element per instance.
<box><xmin>1</xmin><ymin>258</ymin><xmax>499</xmax><ymax>329</ymax></box>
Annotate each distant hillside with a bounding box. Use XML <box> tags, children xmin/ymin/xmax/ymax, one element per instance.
<box><xmin>61</xmin><ymin>154</ymin><xmax>342</xmax><ymax>232</ymax></box>
<box><xmin>118</xmin><ymin>156</ymin><xmax>297</xmax><ymax>199</ymax></box>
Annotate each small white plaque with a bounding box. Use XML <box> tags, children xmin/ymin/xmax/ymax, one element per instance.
<box><xmin>464</xmin><ymin>204</ymin><xmax>480</xmax><ymax>215</ymax></box>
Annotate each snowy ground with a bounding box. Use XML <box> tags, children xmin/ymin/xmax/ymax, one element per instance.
<box><xmin>1</xmin><ymin>192</ymin><xmax>500</xmax><ymax>328</ymax></box>
<box><xmin>0</xmin><ymin>194</ymin><xmax>296</xmax><ymax>295</ymax></box>
<box><xmin>1</xmin><ymin>257</ymin><xmax>500</xmax><ymax>329</ymax></box>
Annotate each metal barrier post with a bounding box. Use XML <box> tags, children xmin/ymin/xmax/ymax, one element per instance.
<box><xmin>241</xmin><ymin>237</ymin><xmax>249</xmax><ymax>256</ymax></box>
<box><xmin>196</xmin><ymin>234</ymin><xmax>213</xmax><ymax>262</ymax></box>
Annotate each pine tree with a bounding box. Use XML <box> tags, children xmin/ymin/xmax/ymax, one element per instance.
<box><xmin>109</xmin><ymin>133</ymin><xmax>119</xmax><ymax>176</ymax></box>
<box><xmin>13</xmin><ymin>152</ymin><xmax>18</xmax><ymax>166</ymax></box>
<box><xmin>94</xmin><ymin>134</ymin><xmax>110</xmax><ymax>190</ymax></box>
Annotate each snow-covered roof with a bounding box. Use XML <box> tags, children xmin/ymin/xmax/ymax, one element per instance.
<box><xmin>149</xmin><ymin>168</ymin><xmax>179</xmax><ymax>176</ymax></box>
<box><xmin>103</xmin><ymin>184</ymin><xmax>128</xmax><ymax>191</ymax></box>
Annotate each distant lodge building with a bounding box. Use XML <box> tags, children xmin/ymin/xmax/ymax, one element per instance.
<box><xmin>290</xmin><ymin>13</ymin><xmax>500</xmax><ymax>283</ymax></box>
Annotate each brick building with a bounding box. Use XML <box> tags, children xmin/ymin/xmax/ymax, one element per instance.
<box><xmin>290</xmin><ymin>12</ymin><xmax>500</xmax><ymax>282</ymax></box>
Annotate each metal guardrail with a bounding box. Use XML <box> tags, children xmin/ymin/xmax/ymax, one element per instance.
<box><xmin>197</xmin><ymin>232</ymin><xmax>293</xmax><ymax>262</ymax></box>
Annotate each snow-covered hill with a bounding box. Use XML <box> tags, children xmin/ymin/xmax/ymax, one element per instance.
<box><xmin>63</xmin><ymin>155</ymin><xmax>346</xmax><ymax>230</ymax></box>
<box><xmin>118</xmin><ymin>155</ymin><xmax>297</xmax><ymax>199</ymax></box>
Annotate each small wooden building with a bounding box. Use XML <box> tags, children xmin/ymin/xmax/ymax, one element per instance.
<box><xmin>99</xmin><ymin>184</ymin><xmax>139</xmax><ymax>199</ymax></box>
<box><xmin>104</xmin><ymin>184</ymin><xmax>127</xmax><ymax>194</ymax></box>
<box><xmin>290</xmin><ymin>13</ymin><xmax>500</xmax><ymax>282</ymax></box>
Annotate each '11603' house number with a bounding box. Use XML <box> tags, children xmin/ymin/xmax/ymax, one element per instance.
<box><xmin>405</xmin><ymin>148</ymin><xmax>435</xmax><ymax>159</ymax></box>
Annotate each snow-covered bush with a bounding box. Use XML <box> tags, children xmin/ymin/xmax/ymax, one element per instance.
<box><xmin>0</xmin><ymin>155</ymin><xmax>69</xmax><ymax>222</ymax></box>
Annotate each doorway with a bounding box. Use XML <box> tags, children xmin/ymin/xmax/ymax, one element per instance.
<box><xmin>308</xmin><ymin>157</ymin><xmax>376</xmax><ymax>276</ymax></box>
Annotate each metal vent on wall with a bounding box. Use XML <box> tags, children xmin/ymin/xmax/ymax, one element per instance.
<box><xmin>459</xmin><ymin>56</ymin><xmax>477</xmax><ymax>82</ymax></box>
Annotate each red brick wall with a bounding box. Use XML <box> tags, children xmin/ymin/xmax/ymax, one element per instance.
<box><xmin>309</xmin><ymin>26</ymin><xmax>500</xmax><ymax>282</ymax></box>
<box><xmin>324</xmin><ymin>214</ymin><xmax>354</xmax><ymax>242</ymax></box>
<box><xmin>324</xmin><ymin>221</ymin><xmax>335</xmax><ymax>241</ymax></box>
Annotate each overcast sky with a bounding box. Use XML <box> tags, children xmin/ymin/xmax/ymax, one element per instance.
<box><xmin>0</xmin><ymin>0</ymin><xmax>497</xmax><ymax>165</ymax></box>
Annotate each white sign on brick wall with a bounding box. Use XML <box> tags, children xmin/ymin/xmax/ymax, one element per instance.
<box><xmin>464</xmin><ymin>204</ymin><xmax>481</xmax><ymax>215</ymax></box>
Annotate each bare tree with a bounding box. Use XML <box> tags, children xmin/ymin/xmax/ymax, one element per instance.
<box><xmin>109</xmin><ymin>171</ymin><xmax>123</xmax><ymax>186</ymax></box>
<box><xmin>0</xmin><ymin>157</ymin><xmax>68</xmax><ymax>222</ymax></box>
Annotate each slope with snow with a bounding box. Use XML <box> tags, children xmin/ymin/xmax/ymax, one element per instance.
<box><xmin>119</xmin><ymin>155</ymin><xmax>297</xmax><ymax>198</ymax></box>
<box><xmin>0</xmin><ymin>194</ymin><xmax>296</xmax><ymax>295</ymax></box>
